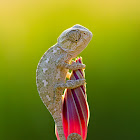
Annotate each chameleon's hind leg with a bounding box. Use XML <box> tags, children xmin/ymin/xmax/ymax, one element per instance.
<box><xmin>55</xmin><ymin>79</ymin><xmax>86</xmax><ymax>89</ymax></box>
<box><xmin>53</xmin><ymin>78</ymin><xmax>86</xmax><ymax>101</ymax></box>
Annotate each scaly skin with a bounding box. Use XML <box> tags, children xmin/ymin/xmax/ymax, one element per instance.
<box><xmin>36</xmin><ymin>24</ymin><xmax>92</xmax><ymax>140</ymax></box>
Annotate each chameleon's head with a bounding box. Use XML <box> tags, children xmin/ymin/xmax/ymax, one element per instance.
<box><xmin>58</xmin><ymin>24</ymin><xmax>93</xmax><ymax>58</ymax></box>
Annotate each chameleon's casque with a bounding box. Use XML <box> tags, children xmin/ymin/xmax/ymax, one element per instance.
<box><xmin>36</xmin><ymin>24</ymin><xmax>92</xmax><ymax>140</ymax></box>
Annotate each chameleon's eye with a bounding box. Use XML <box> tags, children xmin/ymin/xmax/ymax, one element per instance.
<box><xmin>67</xmin><ymin>30</ymin><xmax>81</xmax><ymax>42</ymax></box>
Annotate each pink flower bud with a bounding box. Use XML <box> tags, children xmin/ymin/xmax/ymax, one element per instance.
<box><xmin>56</xmin><ymin>57</ymin><xmax>90</xmax><ymax>140</ymax></box>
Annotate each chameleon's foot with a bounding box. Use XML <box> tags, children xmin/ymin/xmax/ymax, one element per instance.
<box><xmin>67</xmin><ymin>133</ymin><xmax>82</xmax><ymax>140</ymax></box>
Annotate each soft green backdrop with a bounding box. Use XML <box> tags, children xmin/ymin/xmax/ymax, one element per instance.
<box><xmin>0</xmin><ymin>0</ymin><xmax>140</xmax><ymax>140</ymax></box>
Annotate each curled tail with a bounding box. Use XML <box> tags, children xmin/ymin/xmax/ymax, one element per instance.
<box><xmin>56</xmin><ymin>125</ymin><xmax>82</xmax><ymax>140</ymax></box>
<box><xmin>55</xmin><ymin>122</ymin><xmax>66</xmax><ymax>140</ymax></box>
<box><xmin>52</xmin><ymin>100</ymin><xmax>66</xmax><ymax>140</ymax></box>
<box><xmin>67</xmin><ymin>133</ymin><xmax>82</xmax><ymax>140</ymax></box>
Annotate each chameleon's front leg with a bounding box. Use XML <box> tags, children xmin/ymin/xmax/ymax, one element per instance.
<box><xmin>57</xmin><ymin>61</ymin><xmax>86</xmax><ymax>70</ymax></box>
<box><xmin>56</xmin><ymin>54</ymin><xmax>86</xmax><ymax>70</ymax></box>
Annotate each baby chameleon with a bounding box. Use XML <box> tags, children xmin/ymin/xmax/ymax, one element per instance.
<box><xmin>36</xmin><ymin>24</ymin><xmax>92</xmax><ymax>140</ymax></box>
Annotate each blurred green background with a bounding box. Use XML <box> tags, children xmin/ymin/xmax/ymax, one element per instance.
<box><xmin>0</xmin><ymin>0</ymin><xmax>140</xmax><ymax>140</ymax></box>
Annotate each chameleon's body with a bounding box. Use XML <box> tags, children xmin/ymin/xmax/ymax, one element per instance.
<box><xmin>36</xmin><ymin>24</ymin><xmax>92</xmax><ymax>140</ymax></box>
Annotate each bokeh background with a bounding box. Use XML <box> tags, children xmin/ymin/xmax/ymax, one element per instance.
<box><xmin>0</xmin><ymin>0</ymin><xmax>140</xmax><ymax>140</ymax></box>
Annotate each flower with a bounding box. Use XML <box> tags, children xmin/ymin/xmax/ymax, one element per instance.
<box><xmin>56</xmin><ymin>57</ymin><xmax>90</xmax><ymax>140</ymax></box>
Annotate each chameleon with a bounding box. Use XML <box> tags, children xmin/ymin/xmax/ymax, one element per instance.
<box><xmin>36</xmin><ymin>24</ymin><xmax>92</xmax><ymax>140</ymax></box>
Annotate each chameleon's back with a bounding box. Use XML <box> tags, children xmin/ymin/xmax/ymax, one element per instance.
<box><xmin>36</xmin><ymin>45</ymin><xmax>62</xmax><ymax>109</ymax></box>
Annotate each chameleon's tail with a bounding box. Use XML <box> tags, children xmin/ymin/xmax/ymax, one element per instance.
<box><xmin>67</xmin><ymin>133</ymin><xmax>82</xmax><ymax>140</ymax></box>
<box><xmin>55</xmin><ymin>115</ymin><xmax>66</xmax><ymax>140</ymax></box>
<box><xmin>49</xmin><ymin>100</ymin><xmax>65</xmax><ymax>140</ymax></box>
